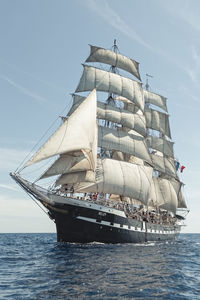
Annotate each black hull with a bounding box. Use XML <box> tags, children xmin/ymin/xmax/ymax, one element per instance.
<box><xmin>46</xmin><ymin>199</ymin><xmax>181</xmax><ymax>243</ymax></box>
<box><xmin>10</xmin><ymin>174</ymin><xmax>181</xmax><ymax>244</ymax></box>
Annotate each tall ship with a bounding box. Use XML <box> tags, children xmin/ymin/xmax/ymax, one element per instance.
<box><xmin>11</xmin><ymin>41</ymin><xmax>188</xmax><ymax>243</ymax></box>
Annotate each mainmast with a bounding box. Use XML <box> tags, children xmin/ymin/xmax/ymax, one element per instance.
<box><xmin>107</xmin><ymin>39</ymin><xmax>119</xmax><ymax>106</ymax></box>
<box><xmin>105</xmin><ymin>40</ymin><xmax>119</xmax><ymax>143</ymax></box>
<box><xmin>110</xmin><ymin>39</ymin><xmax>118</xmax><ymax>73</ymax></box>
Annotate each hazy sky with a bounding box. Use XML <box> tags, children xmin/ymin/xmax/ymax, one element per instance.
<box><xmin>0</xmin><ymin>0</ymin><xmax>200</xmax><ymax>233</ymax></box>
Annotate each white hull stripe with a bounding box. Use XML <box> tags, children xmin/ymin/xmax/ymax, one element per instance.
<box><xmin>76</xmin><ymin>216</ymin><xmax>178</xmax><ymax>235</ymax></box>
<box><xmin>48</xmin><ymin>194</ymin><xmax>126</xmax><ymax>218</ymax></box>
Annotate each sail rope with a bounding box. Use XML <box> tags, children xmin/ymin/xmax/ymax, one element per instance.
<box><xmin>13</xmin><ymin>175</ymin><xmax>52</xmax><ymax>219</ymax></box>
<box><xmin>15</xmin><ymin>98</ymin><xmax>73</xmax><ymax>173</ymax></box>
<box><xmin>180</xmin><ymin>172</ymin><xmax>189</xmax><ymax>209</ymax></box>
<box><xmin>27</xmin><ymin>192</ymin><xmax>51</xmax><ymax>218</ymax></box>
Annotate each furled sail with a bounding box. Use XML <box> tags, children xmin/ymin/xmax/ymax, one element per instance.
<box><xmin>145</xmin><ymin>107</ymin><xmax>171</xmax><ymax>138</ymax></box>
<box><xmin>86</xmin><ymin>45</ymin><xmax>141</xmax><ymax>80</ymax></box>
<box><xmin>76</xmin><ymin>158</ymin><xmax>153</xmax><ymax>205</ymax></box>
<box><xmin>75</xmin><ymin>65</ymin><xmax>144</xmax><ymax>111</ymax></box>
<box><xmin>144</xmin><ymin>90</ymin><xmax>167</xmax><ymax>112</ymax></box>
<box><xmin>98</xmin><ymin>126</ymin><xmax>151</xmax><ymax>163</ymax></box>
<box><xmin>114</xmin><ymin>96</ymin><xmax>132</xmax><ymax>104</ymax></box>
<box><xmin>151</xmin><ymin>154</ymin><xmax>177</xmax><ymax>177</ymax></box>
<box><xmin>149</xmin><ymin>177</ymin><xmax>178</xmax><ymax>213</ymax></box>
<box><xmin>25</xmin><ymin>89</ymin><xmax>97</xmax><ymax>169</ymax></box>
<box><xmin>146</xmin><ymin>135</ymin><xmax>174</xmax><ymax>157</ymax></box>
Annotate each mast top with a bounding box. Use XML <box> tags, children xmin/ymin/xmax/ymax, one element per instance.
<box><xmin>145</xmin><ymin>73</ymin><xmax>153</xmax><ymax>91</ymax></box>
<box><xmin>113</xmin><ymin>39</ymin><xmax>119</xmax><ymax>54</ymax></box>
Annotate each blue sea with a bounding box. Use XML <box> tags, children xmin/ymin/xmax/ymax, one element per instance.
<box><xmin>0</xmin><ymin>233</ymin><xmax>199</xmax><ymax>299</ymax></box>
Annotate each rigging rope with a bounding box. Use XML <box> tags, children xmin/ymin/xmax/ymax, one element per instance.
<box><xmin>16</xmin><ymin>98</ymin><xmax>73</xmax><ymax>173</ymax></box>
<box><xmin>27</xmin><ymin>192</ymin><xmax>50</xmax><ymax>218</ymax></box>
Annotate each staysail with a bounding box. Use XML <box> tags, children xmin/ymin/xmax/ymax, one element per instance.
<box><xmin>56</xmin><ymin>170</ymin><xmax>95</xmax><ymax>186</ymax></box>
<box><xmin>25</xmin><ymin>89</ymin><xmax>97</xmax><ymax>170</ymax></box>
<box><xmin>39</xmin><ymin>154</ymin><xmax>89</xmax><ymax>180</ymax></box>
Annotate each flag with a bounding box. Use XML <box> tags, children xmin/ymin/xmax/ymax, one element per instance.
<box><xmin>181</xmin><ymin>166</ymin><xmax>185</xmax><ymax>173</ymax></box>
<box><xmin>176</xmin><ymin>161</ymin><xmax>180</xmax><ymax>171</ymax></box>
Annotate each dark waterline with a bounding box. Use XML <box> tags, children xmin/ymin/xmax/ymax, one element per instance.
<box><xmin>0</xmin><ymin>233</ymin><xmax>199</xmax><ymax>299</ymax></box>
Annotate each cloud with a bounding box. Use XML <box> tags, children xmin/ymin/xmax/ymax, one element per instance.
<box><xmin>0</xmin><ymin>74</ymin><xmax>47</xmax><ymax>103</ymax></box>
<box><xmin>0</xmin><ymin>59</ymin><xmax>66</xmax><ymax>93</ymax></box>
<box><xmin>0</xmin><ymin>183</ymin><xmax>20</xmax><ymax>192</ymax></box>
<box><xmin>159</xmin><ymin>0</ymin><xmax>200</xmax><ymax>32</ymax></box>
<box><xmin>158</xmin><ymin>2</ymin><xmax>200</xmax><ymax>83</ymax></box>
<box><xmin>187</xmin><ymin>45</ymin><xmax>200</xmax><ymax>84</ymax></box>
<box><xmin>174</xmin><ymin>101</ymin><xmax>200</xmax><ymax>112</ymax></box>
<box><xmin>0</xmin><ymin>147</ymin><xmax>29</xmax><ymax>171</ymax></box>
<box><xmin>1</xmin><ymin>137</ymin><xmax>36</xmax><ymax>145</ymax></box>
<box><xmin>86</xmin><ymin>0</ymin><xmax>153</xmax><ymax>51</ymax></box>
<box><xmin>85</xmin><ymin>0</ymin><xmax>197</xmax><ymax>80</ymax></box>
<box><xmin>177</xmin><ymin>1</ymin><xmax>200</xmax><ymax>32</ymax></box>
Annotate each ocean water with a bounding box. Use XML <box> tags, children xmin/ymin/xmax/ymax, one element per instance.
<box><xmin>0</xmin><ymin>233</ymin><xmax>199</xmax><ymax>299</ymax></box>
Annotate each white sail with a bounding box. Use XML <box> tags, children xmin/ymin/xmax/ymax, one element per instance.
<box><xmin>39</xmin><ymin>154</ymin><xmax>91</xmax><ymax>180</ymax></box>
<box><xmin>86</xmin><ymin>45</ymin><xmax>141</xmax><ymax>80</ymax></box>
<box><xmin>177</xmin><ymin>190</ymin><xmax>187</xmax><ymax>208</ymax></box>
<box><xmin>169</xmin><ymin>179</ymin><xmax>187</xmax><ymax>209</ymax></box>
<box><xmin>146</xmin><ymin>136</ymin><xmax>174</xmax><ymax>157</ymax></box>
<box><xmin>114</xmin><ymin>96</ymin><xmax>132</xmax><ymax>103</ymax></box>
<box><xmin>124</xmin><ymin>102</ymin><xmax>142</xmax><ymax>114</ymax></box>
<box><xmin>149</xmin><ymin>177</ymin><xmax>178</xmax><ymax>213</ymax></box>
<box><xmin>169</xmin><ymin>178</ymin><xmax>182</xmax><ymax>194</ymax></box>
<box><xmin>151</xmin><ymin>154</ymin><xmax>177</xmax><ymax>177</ymax></box>
<box><xmin>75</xmin><ymin>65</ymin><xmax>144</xmax><ymax>111</ymax></box>
<box><xmin>25</xmin><ymin>89</ymin><xmax>97</xmax><ymax>168</ymax></box>
<box><xmin>67</xmin><ymin>94</ymin><xmax>85</xmax><ymax>116</ymax></box>
<box><xmin>69</xmin><ymin>95</ymin><xmax>146</xmax><ymax>136</ymax></box>
<box><xmin>97</xmin><ymin>102</ymin><xmax>146</xmax><ymax>136</ymax></box>
<box><xmin>112</xmin><ymin>150</ymin><xmax>124</xmax><ymax>161</ymax></box>
<box><xmin>76</xmin><ymin>158</ymin><xmax>153</xmax><ymax>205</ymax></box>
<box><xmin>145</xmin><ymin>107</ymin><xmax>171</xmax><ymax>138</ymax></box>
<box><xmin>149</xmin><ymin>177</ymin><xmax>165</xmax><ymax>207</ymax></box>
<box><xmin>98</xmin><ymin>126</ymin><xmax>151</xmax><ymax>163</ymax></box>
<box><xmin>144</xmin><ymin>90</ymin><xmax>168</xmax><ymax>112</ymax></box>
<box><xmin>56</xmin><ymin>170</ymin><xmax>95</xmax><ymax>186</ymax></box>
